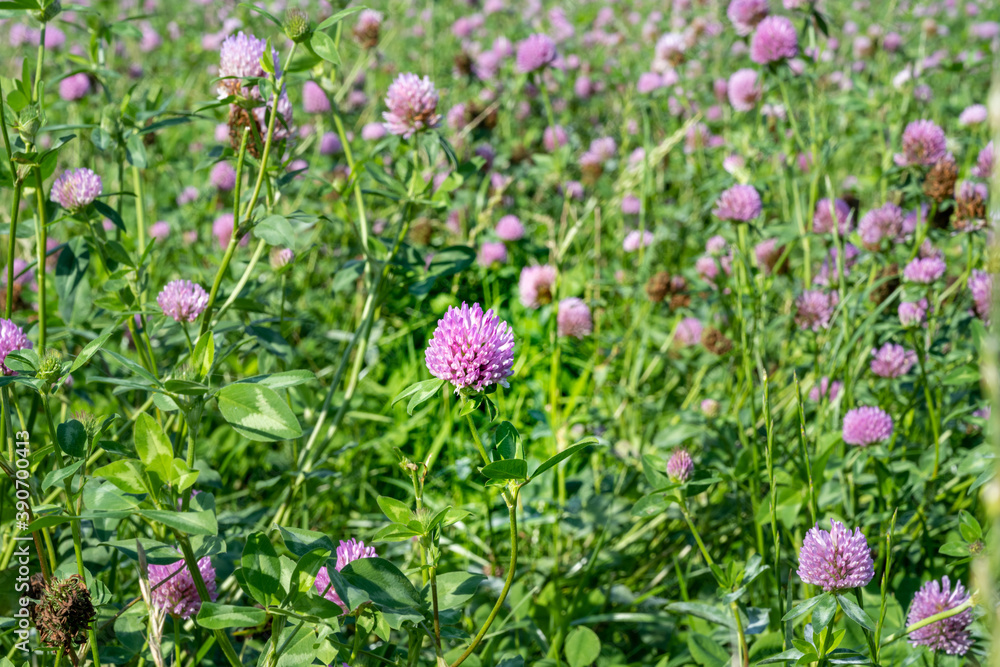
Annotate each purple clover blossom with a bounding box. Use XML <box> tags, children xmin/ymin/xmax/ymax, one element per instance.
<box><xmin>519</xmin><ymin>265</ymin><xmax>557</xmax><ymax>308</ymax></box>
<box><xmin>383</xmin><ymin>73</ymin><xmax>441</xmax><ymax>138</ymax></box>
<box><xmin>903</xmin><ymin>256</ymin><xmax>946</xmax><ymax>284</ymax></box>
<box><xmin>477</xmin><ymin>241</ymin><xmax>507</xmax><ymax>267</ymax></box>
<box><xmin>797</xmin><ymin>519</ymin><xmax>875</xmax><ymax>592</ymax></box>
<box><xmin>894</xmin><ymin>119</ymin><xmax>947</xmax><ymax>167</ymax></box>
<box><xmin>906</xmin><ymin>577</ymin><xmax>974</xmax><ymax>655</ymax></box>
<box><xmin>302</xmin><ymin>81</ymin><xmax>330</xmax><ymax>114</ymax></box>
<box><xmin>969</xmin><ymin>270</ymin><xmax>992</xmax><ymax>321</ymax></box>
<box><xmin>495</xmin><ymin>215</ymin><xmax>525</xmax><ymax>241</ymax></box>
<box><xmin>516</xmin><ymin>33</ymin><xmax>557</xmax><ymax>73</ymax></box>
<box><xmin>424</xmin><ymin>303</ymin><xmax>515</xmax><ymax>394</ymax></box>
<box><xmin>148</xmin><ymin>555</ymin><xmax>217</xmax><ymax>619</ymax></box>
<box><xmin>750</xmin><ymin>16</ymin><xmax>799</xmax><ymax>64</ymax></box>
<box><xmin>674</xmin><ymin>318</ymin><xmax>703</xmax><ymax>347</ymax></box>
<box><xmin>543</xmin><ymin>125</ymin><xmax>568</xmax><ymax>152</ymax></box>
<box><xmin>217</xmin><ymin>32</ymin><xmax>279</xmax><ymax>97</ymax></box>
<box><xmin>727</xmin><ymin>0</ymin><xmax>770</xmax><ymax>36</ymax></box>
<box><xmin>728</xmin><ymin>68</ymin><xmax>761</xmax><ymax>111</ymax></box>
<box><xmin>314</xmin><ymin>539</ymin><xmax>378</xmax><ymax>612</ymax></box>
<box><xmin>795</xmin><ymin>290</ymin><xmax>838</xmax><ymax>331</ymax></box>
<box><xmin>50</xmin><ymin>168</ymin><xmax>102</xmax><ymax>212</ymax></box>
<box><xmin>623</xmin><ymin>230</ymin><xmax>655</xmax><ymax>252</ymax></box>
<box><xmin>210</xmin><ymin>162</ymin><xmax>237</xmax><ymax>191</ymax></box>
<box><xmin>809</xmin><ymin>377</ymin><xmax>842</xmax><ymax>403</ymax></box>
<box><xmin>972</xmin><ymin>141</ymin><xmax>993</xmax><ymax>179</ymax></box>
<box><xmin>157</xmin><ymin>280</ymin><xmax>210</xmax><ymax>323</ymax></box>
<box><xmin>842</xmin><ymin>406</ymin><xmax>894</xmax><ymax>446</ymax></box>
<box><xmin>858</xmin><ymin>203</ymin><xmax>903</xmax><ymax>246</ymax></box>
<box><xmin>667</xmin><ymin>449</ymin><xmax>693</xmax><ymax>482</ymax></box>
<box><xmin>713</xmin><ymin>184</ymin><xmax>762</xmax><ymax>222</ymax></box>
<box><xmin>0</xmin><ymin>319</ymin><xmax>31</xmax><ymax>376</ymax></box>
<box><xmin>59</xmin><ymin>72</ymin><xmax>91</xmax><ymax>101</ymax></box>
<box><xmin>557</xmin><ymin>298</ymin><xmax>592</xmax><ymax>339</ymax></box>
<box><xmin>812</xmin><ymin>198</ymin><xmax>852</xmax><ymax>235</ymax></box>
<box><xmin>898</xmin><ymin>299</ymin><xmax>928</xmax><ymax>327</ymax></box>
<box><xmin>959</xmin><ymin>104</ymin><xmax>988</xmax><ymax>126</ymax></box>
<box><xmin>870</xmin><ymin>343</ymin><xmax>917</xmax><ymax>378</ymax></box>
<box><xmin>320</xmin><ymin>132</ymin><xmax>343</xmax><ymax>156</ymax></box>
<box><xmin>622</xmin><ymin>194</ymin><xmax>642</xmax><ymax>216</ymax></box>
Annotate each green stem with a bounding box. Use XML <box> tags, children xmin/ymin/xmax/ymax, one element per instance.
<box><xmin>729</xmin><ymin>600</ymin><xmax>748</xmax><ymax>667</ymax></box>
<box><xmin>879</xmin><ymin>596</ymin><xmax>975</xmax><ymax>646</ymax></box>
<box><xmin>211</xmin><ymin>238</ymin><xmax>267</xmax><ymax>325</ymax></box>
<box><xmin>32</xmin><ymin>167</ymin><xmax>47</xmax><ymax>351</ymax></box>
<box><xmin>199</xmin><ymin>127</ymin><xmax>249</xmax><ymax>336</ymax></box>
<box><xmin>176</xmin><ymin>535</ymin><xmax>242</xmax><ymax>667</ymax></box>
<box><xmin>679</xmin><ymin>498</ymin><xmax>719</xmax><ymax>577</ymax></box>
<box><xmin>853</xmin><ymin>588</ymin><xmax>879</xmax><ymax>660</ymax></box>
<box><xmin>464</xmin><ymin>410</ymin><xmax>491</xmax><ymax>466</ymax></box>
<box><xmin>33</xmin><ymin>25</ymin><xmax>46</xmax><ymax>103</ymax></box>
<box><xmin>5</xmin><ymin>181</ymin><xmax>21</xmax><ymax>317</ymax></box>
<box><xmin>132</xmin><ymin>166</ymin><xmax>147</xmax><ymax>264</ymax></box>
<box><xmin>429</xmin><ymin>561</ymin><xmax>442</xmax><ymax>650</ymax></box>
<box><xmin>173</xmin><ymin>615</ymin><xmax>181</xmax><ymax>667</ymax></box>
<box><xmin>449</xmin><ymin>491</ymin><xmax>518</xmax><ymax>667</ymax></box>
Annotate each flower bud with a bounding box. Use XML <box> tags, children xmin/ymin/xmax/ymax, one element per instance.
<box><xmin>34</xmin><ymin>0</ymin><xmax>62</xmax><ymax>23</ymax></box>
<box><xmin>284</xmin><ymin>9</ymin><xmax>311</xmax><ymax>43</ymax></box>
<box><xmin>17</xmin><ymin>105</ymin><xmax>41</xmax><ymax>145</ymax></box>
<box><xmin>37</xmin><ymin>350</ymin><xmax>63</xmax><ymax>388</ymax></box>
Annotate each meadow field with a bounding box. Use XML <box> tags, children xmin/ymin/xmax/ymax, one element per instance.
<box><xmin>0</xmin><ymin>0</ymin><xmax>999</xmax><ymax>665</ymax></box>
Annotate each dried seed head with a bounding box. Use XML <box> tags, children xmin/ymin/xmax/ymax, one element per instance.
<box><xmin>30</xmin><ymin>575</ymin><xmax>96</xmax><ymax>653</ymax></box>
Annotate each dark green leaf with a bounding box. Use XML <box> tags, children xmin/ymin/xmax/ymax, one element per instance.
<box><xmin>480</xmin><ymin>459</ymin><xmax>527</xmax><ymax>481</ymax></box>
<box><xmin>196</xmin><ymin>603</ymin><xmax>267</xmax><ymax>630</ymax></box>
<box><xmin>216</xmin><ymin>383</ymin><xmax>303</xmax><ymax>442</ymax></box>
<box><xmin>340</xmin><ymin>557</ymin><xmax>422</xmax><ymax>611</ymax></box>
<box><xmin>56</xmin><ymin>420</ymin><xmax>88</xmax><ymax>458</ymax></box>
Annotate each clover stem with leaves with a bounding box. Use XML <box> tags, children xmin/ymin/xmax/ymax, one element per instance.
<box><xmin>450</xmin><ymin>486</ymin><xmax>519</xmax><ymax>667</ymax></box>
<box><xmin>201</xmin><ymin>40</ymin><xmax>299</xmax><ymax>337</ymax></box>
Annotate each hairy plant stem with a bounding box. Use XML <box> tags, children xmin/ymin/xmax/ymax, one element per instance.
<box><xmin>879</xmin><ymin>596</ymin><xmax>975</xmax><ymax>646</ymax></box>
<box><xmin>175</xmin><ymin>534</ymin><xmax>242</xmax><ymax>667</ymax></box>
<box><xmin>464</xmin><ymin>410</ymin><xmax>491</xmax><ymax>465</ymax></box>
<box><xmin>32</xmin><ymin>166</ymin><xmax>47</xmax><ymax>351</ymax></box>
<box><xmin>200</xmin><ymin>41</ymin><xmax>297</xmax><ymax>336</ymax></box>
<box><xmin>450</xmin><ymin>489</ymin><xmax>518</xmax><ymax>667</ymax></box>
<box><xmin>200</xmin><ymin>127</ymin><xmax>250</xmax><ymax>336</ymax></box>
<box><xmin>6</xmin><ymin>181</ymin><xmax>22</xmax><ymax>317</ymax></box>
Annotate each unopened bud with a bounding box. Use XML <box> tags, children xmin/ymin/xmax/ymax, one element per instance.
<box><xmin>17</xmin><ymin>105</ymin><xmax>41</xmax><ymax>145</ymax></box>
<box><xmin>284</xmin><ymin>9</ymin><xmax>311</xmax><ymax>43</ymax></box>
<box><xmin>34</xmin><ymin>0</ymin><xmax>62</xmax><ymax>23</ymax></box>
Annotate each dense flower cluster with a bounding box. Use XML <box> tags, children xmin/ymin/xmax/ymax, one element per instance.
<box><xmin>50</xmin><ymin>168</ymin><xmax>102</xmax><ymax>212</ymax></box>
<box><xmin>557</xmin><ymin>298</ymin><xmax>592</xmax><ymax>339</ymax></box>
<box><xmin>157</xmin><ymin>280</ymin><xmax>210</xmax><ymax>323</ymax></box>
<box><xmin>842</xmin><ymin>406</ymin><xmax>894</xmax><ymax>446</ymax></box>
<box><xmin>383</xmin><ymin>73</ymin><xmax>441</xmax><ymax>138</ymax></box>
<box><xmin>713</xmin><ymin>184</ymin><xmax>761</xmax><ymax>221</ymax></box>
<box><xmin>0</xmin><ymin>319</ymin><xmax>31</xmax><ymax>376</ymax></box>
<box><xmin>148</xmin><ymin>555</ymin><xmax>217</xmax><ymax>619</ymax></box>
<box><xmin>314</xmin><ymin>539</ymin><xmax>378</xmax><ymax>612</ymax></box>
<box><xmin>667</xmin><ymin>449</ymin><xmax>693</xmax><ymax>482</ymax></box>
<box><xmin>516</xmin><ymin>33</ymin><xmax>557</xmax><ymax>73</ymax></box>
<box><xmin>425</xmin><ymin>303</ymin><xmax>515</xmax><ymax>393</ymax></box>
<box><xmin>797</xmin><ymin>519</ymin><xmax>875</xmax><ymax>592</ymax></box>
<box><xmin>519</xmin><ymin>265</ymin><xmax>557</xmax><ymax>308</ymax></box>
<box><xmin>870</xmin><ymin>343</ymin><xmax>916</xmax><ymax>378</ymax></box>
<box><xmin>906</xmin><ymin>576</ymin><xmax>973</xmax><ymax>655</ymax></box>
